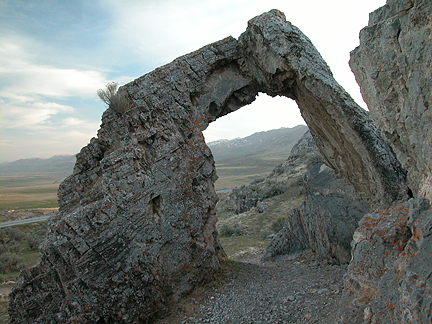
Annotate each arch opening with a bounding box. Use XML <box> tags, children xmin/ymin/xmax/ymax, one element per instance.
<box><xmin>204</xmin><ymin>93</ymin><xmax>308</xmax><ymax>260</ymax></box>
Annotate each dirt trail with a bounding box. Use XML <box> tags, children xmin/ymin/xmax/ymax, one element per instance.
<box><xmin>156</xmin><ymin>253</ymin><xmax>346</xmax><ymax>324</ymax></box>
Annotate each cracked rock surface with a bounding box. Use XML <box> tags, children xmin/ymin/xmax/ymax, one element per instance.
<box><xmin>350</xmin><ymin>0</ymin><xmax>432</xmax><ymax>199</ymax></box>
<box><xmin>9</xmin><ymin>8</ymin><xmax>409</xmax><ymax>324</ymax></box>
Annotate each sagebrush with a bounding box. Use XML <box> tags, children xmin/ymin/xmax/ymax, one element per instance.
<box><xmin>97</xmin><ymin>81</ymin><xmax>130</xmax><ymax>114</ymax></box>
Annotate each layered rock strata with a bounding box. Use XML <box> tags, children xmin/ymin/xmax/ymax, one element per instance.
<box><xmin>9</xmin><ymin>9</ymin><xmax>407</xmax><ymax>323</ymax></box>
<box><xmin>340</xmin><ymin>1</ymin><xmax>432</xmax><ymax>322</ymax></box>
<box><xmin>264</xmin><ymin>131</ymin><xmax>369</xmax><ymax>264</ymax></box>
<box><xmin>350</xmin><ymin>0</ymin><xmax>432</xmax><ymax>199</ymax></box>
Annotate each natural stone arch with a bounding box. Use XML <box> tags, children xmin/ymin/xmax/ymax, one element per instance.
<box><xmin>9</xmin><ymin>10</ymin><xmax>408</xmax><ymax>324</ymax></box>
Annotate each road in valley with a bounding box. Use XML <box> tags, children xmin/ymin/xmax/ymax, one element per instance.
<box><xmin>0</xmin><ymin>216</ymin><xmax>50</xmax><ymax>228</ymax></box>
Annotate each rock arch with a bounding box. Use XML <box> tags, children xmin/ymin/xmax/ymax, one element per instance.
<box><xmin>9</xmin><ymin>9</ymin><xmax>408</xmax><ymax>323</ymax></box>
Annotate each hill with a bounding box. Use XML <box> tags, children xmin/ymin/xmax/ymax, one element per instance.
<box><xmin>0</xmin><ymin>155</ymin><xmax>76</xmax><ymax>210</ymax></box>
<box><xmin>209</xmin><ymin>125</ymin><xmax>308</xmax><ymax>189</ymax></box>
<box><xmin>208</xmin><ymin>125</ymin><xmax>307</xmax><ymax>161</ymax></box>
<box><xmin>0</xmin><ymin>155</ymin><xmax>75</xmax><ymax>175</ymax></box>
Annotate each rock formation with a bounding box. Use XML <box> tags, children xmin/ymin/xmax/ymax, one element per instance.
<box><xmin>9</xmin><ymin>8</ymin><xmax>409</xmax><ymax>324</ymax></box>
<box><xmin>263</xmin><ymin>131</ymin><xmax>369</xmax><ymax>264</ymax></box>
<box><xmin>338</xmin><ymin>1</ymin><xmax>432</xmax><ymax>322</ymax></box>
<box><xmin>350</xmin><ymin>0</ymin><xmax>432</xmax><ymax>200</ymax></box>
<box><xmin>338</xmin><ymin>199</ymin><xmax>432</xmax><ymax>323</ymax></box>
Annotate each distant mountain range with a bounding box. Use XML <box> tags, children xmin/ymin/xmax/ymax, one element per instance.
<box><xmin>0</xmin><ymin>126</ymin><xmax>308</xmax><ymax>178</ymax></box>
<box><xmin>0</xmin><ymin>155</ymin><xmax>76</xmax><ymax>174</ymax></box>
<box><xmin>208</xmin><ymin>125</ymin><xmax>308</xmax><ymax>163</ymax></box>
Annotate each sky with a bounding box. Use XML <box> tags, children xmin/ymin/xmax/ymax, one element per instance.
<box><xmin>0</xmin><ymin>0</ymin><xmax>386</xmax><ymax>163</ymax></box>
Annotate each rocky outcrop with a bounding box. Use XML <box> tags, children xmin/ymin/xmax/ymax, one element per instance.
<box><xmin>288</xmin><ymin>128</ymin><xmax>318</xmax><ymax>157</ymax></box>
<box><xmin>238</xmin><ymin>11</ymin><xmax>407</xmax><ymax>206</ymax></box>
<box><xmin>218</xmin><ymin>129</ymin><xmax>317</xmax><ymax>217</ymax></box>
<box><xmin>338</xmin><ymin>199</ymin><xmax>432</xmax><ymax>323</ymax></box>
<box><xmin>350</xmin><ymin>0</ymin><xmax>432</xmax><ymax>199</ymax></box>
<box><xmin>337</xmin><ymin>1</ymin><xmax>432</xmax><ymax>322</ymax></box>
<box><xmin>264</xmin><ymin>131</ymin><xmax>369</xmax><ymax>264</ymax></box>
<box><xmin>9</xmin><ymin>9</ymin><xmax>408</xmax><ymax>323</ymax></box>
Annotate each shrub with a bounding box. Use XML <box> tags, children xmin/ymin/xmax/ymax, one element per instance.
<box><xmin>218</xmin><ymin>223</ymin><xmax>244</xmax><ymax>237</ymax></box>
<box><xmin>97</xmin><ymin>82</ymin><xmax>130</xmax><ymax>114</ymax></box>
<box><xmin>5</xmin><ymin>228</ymin><xmax>24</xmax><ymax>243</ymax></box>
<box><xmin>7</xmin><ymin>243</ymin><xmax>19</xmax><ymax>254</ymax></box>
<box><xmin>0</xmin><ymin>253</ymin><xmax>24</xmax><ymax>274</ymax></box>
<box><xmin>262</xmin><ymin>180</ymin><xmax>286</xmax><ymax>198</ymax></box>
<box><xmin>0</xmin><ymin>244</ymin><xmax>7</xmax><ymax>254</ymax></box>
<box><xmin>26</xmin><ymin>233</ymin><xmax>41</xmax><ymax>250</ymax></box>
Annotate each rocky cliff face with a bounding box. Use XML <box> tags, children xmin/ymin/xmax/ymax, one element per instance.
<box><xmin>238</xmin><ymin>11</ymin><xmax>407</xmax><ymax>206</ymax></box>
<box><xmin>350</xmin><ymin>0</ymin><xmax>432</xmax><ymax>199</ymax></box>
<box><xmin>338</xmin><ymin>1</ymin><xmax>432</xmax><ymax>322</ymax></box>
<box><xmin>338</xmin><ymin>199</ymin><xmax>432</xmax><ymax>323</ymax></box>
<box><xmin>9</xmin><ymin>8</ymin><xmax>411</xmax><ymax>324</ymax></box>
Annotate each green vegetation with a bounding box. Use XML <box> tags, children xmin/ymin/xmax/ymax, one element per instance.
<box><xmin>215</xmin><ymin>153</ymin><xmax>320</xmax><ymax>260</ymax></box>
<box><xmin>216</xmin><ymin>187</ymin><xmax>304</xmax><ymax>260</ymax></box>
<box><xmin>0</xmin><ymin>223</ymin><xmax>47</xmax><ymax>280</ymax></box>
<box><xmin>97</xmin><ymin>81</ymin><xmax>131</xmax><ymax>114</ymax></box>
<box><xmin>0</xmin><ymin>223</ymin><xmax>47</xmax><ymax>322</ymax></box>
<box><xmin>218</xmin><ymin>223</ymin><xmax>245</xmax><ymax>237</ymax></box>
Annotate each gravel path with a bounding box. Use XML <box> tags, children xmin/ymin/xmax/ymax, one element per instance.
<box><xmin>156</xmin><ymin>255</ymin><xmax>346</xmax><ymax>324</ymax></box>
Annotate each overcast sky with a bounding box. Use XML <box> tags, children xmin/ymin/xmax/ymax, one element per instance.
<box><xmin>0</xmin><ymin>0</ymin><xmax>385</xmax><ymax>163</ymax></box>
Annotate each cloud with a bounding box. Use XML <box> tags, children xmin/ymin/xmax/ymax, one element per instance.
<box><xmin>0</xmin><ymin>36</ymin><xmax>108</xmax><ymax>161</ymax></box>
<box><xmin>0</xmin><ymin>38</ymin><xmax>109</xmax><ymax>98</ymax></box>
<box><xmin>0</xmin><ymin>100</ymin><xmax>73</xmax><ymax>129</ymax></box>
<box><xmin>105</xmin><ymin>0</ymin><xmax>383</xmax><ymax>105</ymax></box>
<box><xmin>105</xmin><ymin>0</ymin><xmax>253</xmax><ymax>67</ymax></box>
<box><xmin>0</xmin><ymin>0</ymin><xmax>387</xmax><ymax>163</ymax></box>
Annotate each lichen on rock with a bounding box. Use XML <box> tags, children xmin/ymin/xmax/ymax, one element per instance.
<box><xmin>338</xmin><ymin>199</ymin><xmax>432</xmax><ymax>323</ymax></box>
<box><xmin>8</xmin><ymin>8</ymin><xmax>411</xmax><ymax>323</ymax></box>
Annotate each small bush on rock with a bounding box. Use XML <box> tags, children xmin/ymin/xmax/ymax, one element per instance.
<box><xmin>97</xmin><ymin>82</ymin><xmax>131</xmax><ymax>114</ymax></box>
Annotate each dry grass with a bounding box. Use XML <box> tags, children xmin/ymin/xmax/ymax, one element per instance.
<box><xmin>0</xmin><ymin>173</ymin><xmax>66</xmax><ymax>210</ymax></box>
<box><xmin>216</xmin><ymin>189</ymin><xmax>305</xmax><ymax>261</ymax></box>
<box><xmin>0</xmin><ymin>222</ymin><xmax>47</xmax><ymax>324</ymax></box>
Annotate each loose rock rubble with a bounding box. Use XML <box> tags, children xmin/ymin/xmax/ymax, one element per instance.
<box><xmin>155</xmin><ymin>254</ymin><xmax>346</xmax><ymax>324</ymax></box>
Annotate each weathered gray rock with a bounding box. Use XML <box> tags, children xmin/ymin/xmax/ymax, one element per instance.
<box><xmin>264</xmin><ymin>131</ymin><xmax>369</xmax><ymax>264</ymax></box>
<box><xmin>288</xmin><ymin>128</ymin><xmax>318</xmax><ymax>157</ymax></box>
<box><xmin>339</xmin><ymin>1</ymin><xmax>432</xmax><ymax>321</ymax></box>
<box><xmin>9</xmin><ymin>9</ymin><xmax>407</xmax><ymax>323</ymax></box>
<box><xmin>238</xmin><ymin>11</ymin><xmax>408</xmax><ymax>206</ymax></box>
<box><xmin>338</xmin><ymin>199</ymin><xmax>432</xmax><ymax>323</ymax></box>
<box><xmin>350</xmin><ymin>0</ymin><xmax>432</xmax><ymax>199</ymax></box>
